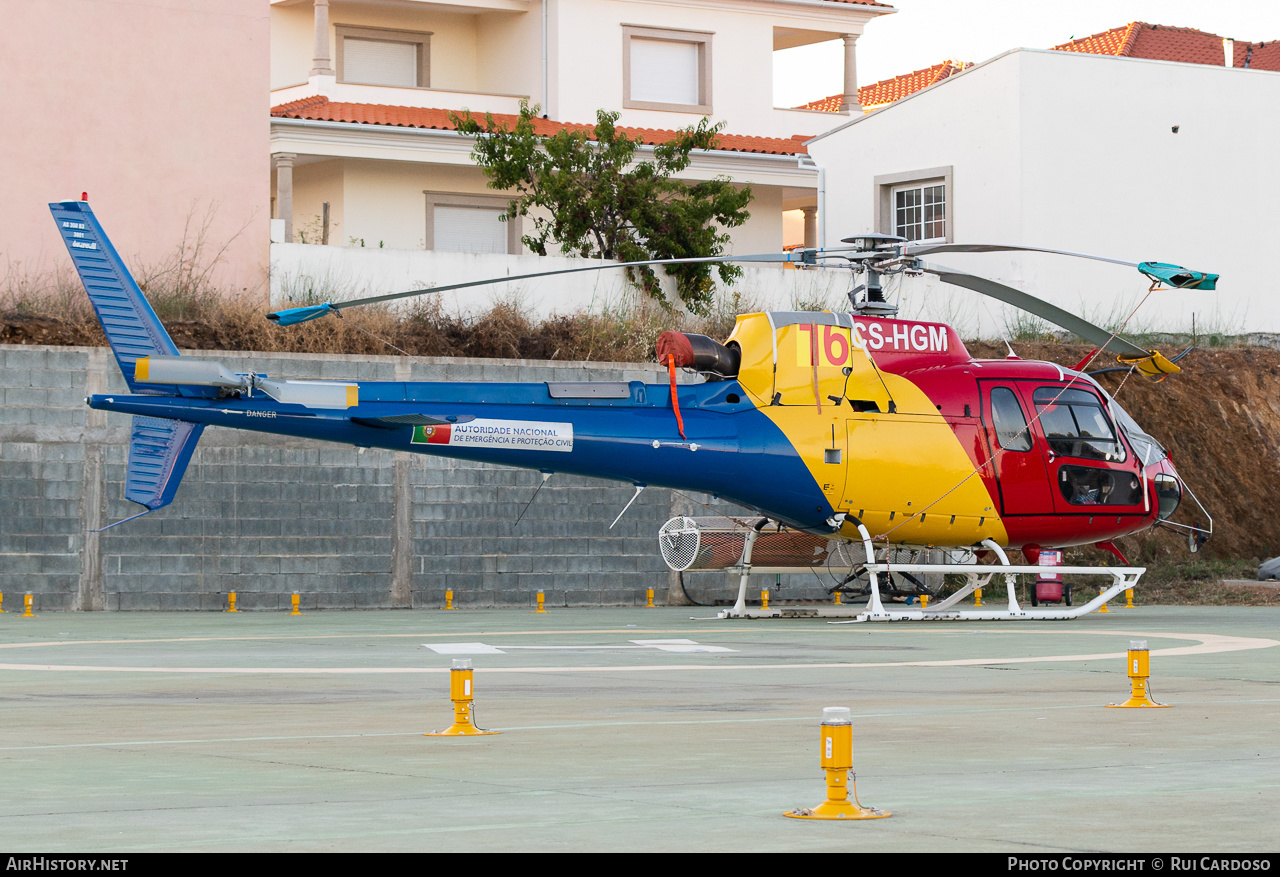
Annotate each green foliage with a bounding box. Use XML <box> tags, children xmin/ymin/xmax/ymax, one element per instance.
<box><xmin>451</xmin><ymin>102</ymin><xmax>752</xmax><ymax>314</ymax></box>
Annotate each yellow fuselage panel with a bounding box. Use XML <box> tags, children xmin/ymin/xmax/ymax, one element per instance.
<box><xmin>728</xmin><ymin>312</ymin><xmax>1007</xmax><ymax>547</ymax></box>
<box><xmin>840</xmin><ymin>416</ymin><xmax>1007</xmax><ymax>545</ymax></box>
<box><xmin>728</xmin><ymin>312</ymin><xmax>780</xmax><ymax>405</ymax></box>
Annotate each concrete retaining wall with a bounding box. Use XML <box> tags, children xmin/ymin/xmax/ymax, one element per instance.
<box><xmin>1</xmin><ymin>345</ymin><xmax>832</xmax><ymax>611</ymax></box>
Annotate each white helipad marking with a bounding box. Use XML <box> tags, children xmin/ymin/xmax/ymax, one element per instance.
<box><xmin>501</xmin><ymin>645</ymin><xmax>647</xmax><ymax>651</ymax></box>
<box><xmin>631</xmin><ymin>639</ymin><xmax>737</xmax><ymax>653</ymax></box>
<box><xmin>422</xmin><ymin>639</ymin><xmax>736</xmax><ymax>654</ymax></box>
<box><xmin>0</xmin><ymin>630</ymin><xmax>1272</xmax><ymax>674</ymax></box>
<box><xmin>422</xmin><ymin>642</ymin><xmax>506</xmax><ymax>655</ymax></box>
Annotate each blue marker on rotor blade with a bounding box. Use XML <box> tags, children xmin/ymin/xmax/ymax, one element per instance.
<box><xmin>266</xmin><ymin>303</ymin><xmax>335</xmax><ymax>325</ymax></box>
<box><xmin>1137</xmin><ymin>262</ymin><xmax>1219</xmax><ymax>290</ymax></box>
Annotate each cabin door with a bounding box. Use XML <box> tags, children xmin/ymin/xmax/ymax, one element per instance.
<box><xmin>978</xmin><ymin>381</ymin><xmax>1054</xmax><ymax>517</ymax></box>
<box><xmin>1022</xmin><ymin>383</ymin><xmax>1147</xmax><ymax>517</ymax></box>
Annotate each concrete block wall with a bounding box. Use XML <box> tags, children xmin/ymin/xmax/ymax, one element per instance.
<box><xmin>0</xmin><ymin>344</ymin><xmax>835</xmax><ymax>611</ymax></box>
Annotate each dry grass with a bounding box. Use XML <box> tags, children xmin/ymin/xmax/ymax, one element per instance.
<box><xmin>1</xmin><ymin>259</ymin><xmax>753</xmax><ymax>362</ymax></box>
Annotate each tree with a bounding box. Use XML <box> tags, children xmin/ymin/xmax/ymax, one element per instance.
<box><xmin>451</xmin><ymin>102</ymin><xmax>752</xmax><ymax>314</ymax></box>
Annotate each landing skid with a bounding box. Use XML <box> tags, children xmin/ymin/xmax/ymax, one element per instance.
<box><xmin>830</xmin><ymin>564</ymin><xmax>1141</xmax><ymax>622</ymax></box>
<box><xmin>717</xmin><ymin>525</ymin><xmax>1144</xmax><ymax>623</ymax></box>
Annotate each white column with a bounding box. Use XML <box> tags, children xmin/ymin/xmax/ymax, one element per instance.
<box><xmin>802</xmin><ymin>207</ymin><xmax>818</xmax><ymax>249</ymax></box>
<box><xmin>311</xmin><ymin>0</ymin><xmax>333</xmax><ymax>77</ymax></box>
<box><xmin>839</xmin><ymin>34</ymin><xmax>862</xmax><ymax>114</ymax></box>
<box><xmin>275</xmin><ymin>153</ymin><xmax>296</xmax><ymax>243</ymax></box>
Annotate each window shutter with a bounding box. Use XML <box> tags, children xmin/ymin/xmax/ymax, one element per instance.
<box><xmin>433</xmin><ymin>206</ymin><xmax>508</xmax><ymax>254</ymax></box>
<box><xmin>630</xmin><ymin>39</ymin><xmax>699</xmax><ymax>105</ymax></box>
<box><xmin>344</xmin><ymin>38</ymin><xmax>417</xmax><ymax>87</ymax></box>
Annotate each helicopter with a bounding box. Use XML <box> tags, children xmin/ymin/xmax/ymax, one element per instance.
<box><xmin>50</xmin><ymin>198</ymin><xmax>1216</xmax><ymax>621</ymax></box>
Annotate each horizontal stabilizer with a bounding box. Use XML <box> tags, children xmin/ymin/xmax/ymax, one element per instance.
<box><xmin>257</xmin><ymin>379</ymin><xmax>357</xmax><ymax>410</ymax></box>
<box><xmin>136</xmin><ymin>356</ymin><xmax>243</xmax><ymax>388</ymax></box>
<box><xmin>137</xmin><ymin>356</ymin><xmax>357</xmax><ymax>409</ymax></box>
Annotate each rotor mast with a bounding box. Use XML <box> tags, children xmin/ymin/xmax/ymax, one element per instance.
<box><xmin>841</xmin><ymin>233</ymin><xmax>907</xmax><ymax>318</ymax></box>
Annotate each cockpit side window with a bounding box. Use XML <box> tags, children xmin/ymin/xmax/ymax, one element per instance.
<box><xmin>1058</xmin><ymin>464</ymin><xmax>1142</xmax><ymax>506</ymax></box>
<box><xmin>1032</xmin><ymin>387</ymin><xmax>1126</xmax><ymax>463</ymax></box>
<box><xmin>990</xmin><ymin>387</ymin><xmax>1033</xmax><ymax>451</ymax></box>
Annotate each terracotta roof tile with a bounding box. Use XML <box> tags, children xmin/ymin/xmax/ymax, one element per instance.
<box><xmin>1244</xmin><ymin>41</ymin><xmax>1280</xmax><ymax>70</ymax></box>
<box><xmin>796</xmin><ymin>21</ymin><xmax>1278</xmax><ymax>119</ymax></box>
<box><xmin>271</xmin><ymin>98</ymin><xmax>811</xmax><ymax>155</ymax></box>
<box><xmin>1051</xmin><ymin>22</ymin><xmax>1140</xmax><ymax>58</ymax></box>
<box><xmin>796</xmin><ymin>60</ymin><xmax>969</xmax><ymax>113</ymax></box>
<box><xmin>1054</xmin><ymin>22</ymin><xmax>1280</xmax><ymax>71</ymax></box>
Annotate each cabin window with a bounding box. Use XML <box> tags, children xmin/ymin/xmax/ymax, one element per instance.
<box><xmin>1154</xmin><ymin>473</ymin><xmax>1181</xmax><ymax>520</ymax></box>
<box><xmin>1058</xmin><ymin>465</ymin><xmax>1142</xmax><ymax>506</ymax></box>
<box><xmin>990</xmin><ymin>387</ymin><xmax>1032</xmax><ymax>452</ymax></box>
<box><xmin>336</xmin><ymin>26</ymin><xmax>431</xmax><ymax>88</ymax></box>
<box><xmin>1032</xmin><ymin>387</ymin><xmax>1126</xmax><ymax>462</ymax></box>
<box><xmin>623</xmin><ymin>27</ymin><xmax>713</xmax><ymax>113</ymax></box>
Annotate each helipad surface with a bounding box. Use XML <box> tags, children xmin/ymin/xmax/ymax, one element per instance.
<box><xmin>1</xmin><ymin>606</ymin><xmax>1278</xmax><ymax>852</ymax></box>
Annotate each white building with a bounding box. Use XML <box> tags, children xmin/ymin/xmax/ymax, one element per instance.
<box><xmin>266</xmin><ymin>0</ymin><xmax>894</xmax><ymax>314</ymax></box>
<box><xmin>806</xmin><ymin>43</ymin><xmax>1280</xmax><ymax>336</ymax></box>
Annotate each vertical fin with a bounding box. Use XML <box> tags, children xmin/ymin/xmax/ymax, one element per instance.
<box><xmin>125</xmin><ymin>416</ymin><xmax>205</xmax><ymax>511</ymax></box>
<box><xmin>49</xmin><ymin>199</ymin><xmax>180</xmax><ymax>393</ymax></box>
<box><xmin>97</xmin><ymin>415</ymin><xmax>205</xmax><ymax>531</ymax></box>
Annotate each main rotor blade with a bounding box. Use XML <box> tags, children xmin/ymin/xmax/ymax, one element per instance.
<box><xmin>915</xmin><ymin>261</ymin><xmax>1151</xmax><ymax>359</ymax></box>
<box><xmin>902</xmin><ymin>244</ymin><xmax>1218</xmax><ymax>289</ymax></box>
<box><xmin>267</xmin><ymin>249</ymin><xmax>858</xmax><ymax>325</ymax></box>
<box><xmin>903</xmin><ymin>243</ymin><xmax>1140</xmax><ymax>267</ymax></box>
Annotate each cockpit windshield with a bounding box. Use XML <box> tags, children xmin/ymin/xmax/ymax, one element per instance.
<box><xmin>1032</xmin><ymin>387</ymin><xmax>1126</xmax><ymax>462</ymax></box>
<box><xmin>1102</xmin><ymin>391</ymin><xmax>1167</xmax><ymax>465</ymax></box>
<box><xmin>1060</xmin><ymin>371</ymin><xmax>1168</xmax><ymax>465</ymax></box>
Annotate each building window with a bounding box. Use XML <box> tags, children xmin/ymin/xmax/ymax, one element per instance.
<box><xmin>623</xmin><ymin>26</ymin><xmax>712</xmax><ymax>113</ymax></box>
<box><xmin>893</xmin><ymin>183</ymin><xmax>945</xmax><ymax>242</ymax></box>
<box><xmin>874</xmin><ymin>166</ymin><xmax>952</xmax><ymax>243</ymax></box>
<box><xmin>424</xmin><ymin>193</ymin><xmax>521</xmax><ymax>255</ymax></box>
<box><xmin>336</xmin><ymin>26</ymin><xmax>431</xmax><ymax>88</ymax></box>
